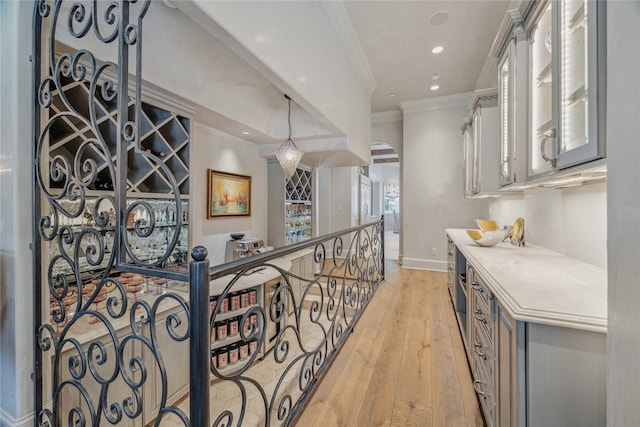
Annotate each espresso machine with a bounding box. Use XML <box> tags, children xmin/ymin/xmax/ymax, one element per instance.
<box><xmin>224</xmin><ymin>233</ymin><xmax>269</xmax><ymax>262</ymax></box>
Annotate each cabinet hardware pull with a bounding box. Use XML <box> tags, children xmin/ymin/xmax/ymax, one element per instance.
<box><xmin>540</xmin><ymin>128</ymin><xmax>557</xmax><ymax>167</ymax></box>
<box><xmin>473</xmin><ymin>379</ymin><xmax>486</xmax><ymax>397</ymax></box>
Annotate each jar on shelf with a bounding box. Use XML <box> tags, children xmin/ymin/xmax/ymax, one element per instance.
<box><xmin>239</xmin><ymin>342</ymin><xmax>249</xmax><ymax>361</ymax></box>
<box><xmin>249</xmin><ymin>290</ymin><xmax>257</xmax><ymax>305</ymax></box>
<box><xmin>217</xmin><ymin>348</ymin><xmax>228</xmax><ymax>369</ymax></box>
<box><xmin>228</xmin><ymin>344</ymin><xmax>239</xmax><ymax>365</ymax></box>
<box><xmin>249</xmin><ymin>339</ymin><xmax>258</xmax><ymax>355</ymax></box>
<box><xmin>241</xmin><ymin>291</ymin><xmax>250</xmax><ymax>309</ymax></box>
<box><xmin>228</xmin><ymin>317</ymin><xmax>239</xmax><ymax>337</ymax></box>
<box><xmin>216</xmin><ymin>320</ymin><xmax>228</xmax><ymax>341</ymax></box>
<box><xmin>230</xmin><ymin>294</ymin><xmax>240</xmax><ymax>311</ymax></box>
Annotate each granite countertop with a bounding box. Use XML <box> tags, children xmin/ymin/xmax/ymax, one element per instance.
<box><xmin>446</xmin><ymin>228</ymin><xmax>607</xmax><ymax>333</ymax></box>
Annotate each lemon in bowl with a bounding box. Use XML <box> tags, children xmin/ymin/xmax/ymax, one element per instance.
<box><xmin>466</xmin><ymin>229</ymin><xmax>507</xmax><ymax>247</ymax></box>
<box><xmin>476</xmin><ymin>219</ymin><xmax>500</xmax><ymax>231</ymax></box>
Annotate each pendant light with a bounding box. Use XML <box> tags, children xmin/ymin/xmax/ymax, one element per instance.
<box><xmin>276</xmin><ymin>94</ymin><xmax>304</xmax><ymax>179</ymax></box>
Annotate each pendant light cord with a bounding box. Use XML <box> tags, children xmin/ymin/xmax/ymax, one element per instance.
<box><xmin>285</xmin><ymin>94</ymin><xmax>293</xmax><ymax>141</ymax></box>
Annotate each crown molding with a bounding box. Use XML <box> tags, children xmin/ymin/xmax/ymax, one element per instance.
<box><xmin>475</xmin><ymin>0</ymin><xmax>534</xmax><ymax>90</ymax></box>
<box><xmin>322</xmin><ymin>1</ymin><xmax>377</xmax><ymax>94</ymax></box>
<box><xmin>371</xmin><ymin>110</ymin><xmax>403</xmax><ymax>124</ymax></box>
<box><xmin>399</xmin><ymin>92</ymin><xmax>474</xmax><ymax>115</ymax></box>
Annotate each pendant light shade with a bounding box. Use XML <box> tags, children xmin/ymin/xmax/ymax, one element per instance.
<box><xmin>276</xmin><ymin>95</ymin><xmax>304</xmax><ymax>179</ymax></box>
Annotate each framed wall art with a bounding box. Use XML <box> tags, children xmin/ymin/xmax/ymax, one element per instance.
<box><xmin>207</xmin><ymin>169</ymin><xmax>251</xmax><ymax>218</ymax></box>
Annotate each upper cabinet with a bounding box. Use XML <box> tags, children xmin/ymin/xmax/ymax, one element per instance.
<box><xmin>461</xmin><ymin>90</ymin><xmax>502</xmax><ymax>197</ymax></box>
<box><xmin>526</xmin><ymin>0</ymin><xmax>606</xmax><ymax>180</ymax></box>
<box><xmin>498</xmin><ymin>39</ymin><xmax>517</xmax><ymax>186</ymax></box>
<box><xmin>491</xmin><ymin>0</ymin><xmax>606</xmax><ymax>190</ymax></box>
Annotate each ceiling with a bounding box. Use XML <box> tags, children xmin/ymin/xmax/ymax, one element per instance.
<box><xmin>343</xmin><ymin>1</ymin><xmax>511</xmax><ymax>113</ymax></box>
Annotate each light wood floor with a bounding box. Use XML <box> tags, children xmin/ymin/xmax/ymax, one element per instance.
<box><xmin>295</xmin><ymin>261</ymin><xmax>484</xmax><ymax>427</ymax></box>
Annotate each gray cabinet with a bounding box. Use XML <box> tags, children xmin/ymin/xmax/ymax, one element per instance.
<box><xmin>526</xmin><ymin>0</ymin><xmax>606</xmax><ymax>180</ymax></box>
<box><xmin>495</xmin><ymin>301</ymin><xmax>524</xmax><ymax>427</ymax></box>
<box><xmin>461</xmin><ymin>90</ymin><xmax>500</xmax><ymax>197</ymax></box>
<box><xmin>453</xmin><ymin>238</ymin><xmax>604</xmax><ymax>427</ymax></box>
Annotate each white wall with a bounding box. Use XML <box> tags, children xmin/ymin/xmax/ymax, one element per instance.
<box><xmin>401</xmin><ymin>100</ymin><xmax>486</xmax><ymax>270</ymax></box>
<box><xmin>486</xmin><ymin>181</ymin><xmax>607</xmax><ymax>269</ymax></box>
<box><xmin>182</xmin><ymin>0</ymin><xmax>374</xmax><ymax>163</ymax></box>
<box><xmin>190</xmin><ymin>123</ymin><xmax>268</xmax><ymax>267</ymax></box>
<box><xmin>0</xmin><ymin>2</ymin><xmax>35</xmax><ymax>425</ymax></box>
<box><xmin>606</xmin><ymin>2</ymin><xmax>640</xmax><ymax>425</ymax></box>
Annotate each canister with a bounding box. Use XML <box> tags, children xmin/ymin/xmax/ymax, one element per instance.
<box><xmin>228</xmin><ymin>317</ymin><xmax>239</xmax><ymax>337</ymax></box>
<box><xmin>239</xmin><ymin>342</ymin><xmax>249</xmax><ymax>360</ymax></box>
<box><xmin>242</xmin><ymin>317</ymin><xmax>252</xmax><ymax>336</ymax></box>
<box><xmin>220</xmin><ymin>297</ymin><xmax>228</xmax><ymax>314</ymax></box>
<box><xmin>216</xmin><ymin>320</ymin><xmax>227</xmax><ymax>341</ymax></box>
<box><xmin>241</xmin><ymin>291</ymin><xmax>250</xmax><ymax>308</ymax></box>
<box><xmin>230</xmin><ymin>294</ymin><xmax>240</xmax><ymax>311</ymax></box>
<box><xmin>217</xmin><ymin>348</ymin><xmax>228</xmax><ymax>369</ymax></box>
<box><xmin>249</xmin><ymin>290</ymin><xmax>257</xmax><ymax>305</ymax></box>
<box><xmin>249</xmin><ymin>339</ymin><xmax>258</xmax><ymax>355</ymax></box>
<box><xmin>228</xmin><ymin>344</ymin><xmax>239</xmax><ymax>365</ymax></box>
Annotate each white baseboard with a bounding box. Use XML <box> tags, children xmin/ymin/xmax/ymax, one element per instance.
<box><xmin>0</xmin><ymin>408</ymin><xmax>34</xmax><ymax>427</ymax></box>
<box><xmin>401</xmin><ymin>257</ymin><xmax>447</xmax><ymax>272</ymax></box>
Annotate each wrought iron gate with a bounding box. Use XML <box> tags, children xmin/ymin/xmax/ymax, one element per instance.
<box><xmin>32</xmin><ymin>1</ymin><xmax>385</xmax><ymax>426</ymax></box>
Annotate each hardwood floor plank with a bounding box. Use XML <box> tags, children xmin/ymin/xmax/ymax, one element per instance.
<box><xmin>295</xmin><ymin>263</ymin><xmax>482</xmax><ymax>427</ymax></box>
<box><xmin>390</xmin><ymin>400</ymin><xmax>433</xmax><ymax>427</ymax></box>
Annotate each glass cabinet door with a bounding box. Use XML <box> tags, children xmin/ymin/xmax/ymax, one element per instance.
<box><xmin>556</xmin><ymin>0</ymin><xmax>604</xmax><ymax>168</ymax></box>
<box><xmin>528</xmin><ymin>0</ymin><xmax>604</xmax><ymax>177</ymax></box>
<box><xmin>499</xmin><ymin>40</ymin><xmax>515</xmax><ymax>186</ymax></box>
<box><xmin>529</xmin><ymin>2</ymin><xmax>555</xmax><ymax>177</ymax></box>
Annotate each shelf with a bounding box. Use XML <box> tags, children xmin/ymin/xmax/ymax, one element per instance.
<box><xmin>568</xmin><ymin>3</ymin><xmax>586</xmax><ymax>33</ymax></box>
<box><xmin>210</xmin><ymin>331</ymin><xmax>258</xmax><ymax>351</ymax></box>
<box><xmin>48</xmin><ymin>78</ymin><xmax>191</xmax><ymax>196</ymax></box>
<box><xmin>536</xmin><ymin>62</ymin><xmax>552</xmax><ymax>86</ymax></box>
<box><xmin>211</xmin><ymin>304</ymin><xmax>260</xmax><ymax>323</ymax></box>
<box><xmin>566</xmin><ymin>85</ymin><xmax>587</xmax><ymax>107</ymax></box>
<box><xmin>536</xmin><ymin>119</ymin><xmax>554</xmax><ymax>135</ymax></box>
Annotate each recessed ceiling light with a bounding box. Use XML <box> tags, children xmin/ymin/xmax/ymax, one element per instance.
<box><xmin>389</xmin><ymin>93</ymin><xmax>397</xmax><ymax>97</ymax></box>
<box><xmin>432</xmin><ymin>46</ymin><xmax>444</xmax><ymax>54</ymax></box>
<box><xmin>429</xmin><ymin>11</ymin><xmax>449</xmax><ymax>26</ymax></box>
<box><xmin>430</xmin><ymin>85</ymin><xmax>440</xmax><ymax>91</ymax></box>
<box><xmin>432</xmin><ymin>74</ymin><xmax>440</xmax><ymax>81</ymax></box>
<box><xmin>242</xmin><ymin>131</ymin><xmax>250</xmax><ymax>135</ymax></box>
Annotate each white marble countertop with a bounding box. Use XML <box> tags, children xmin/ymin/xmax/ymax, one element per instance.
<box><xmin>446</xmin><ymin>229</ymin><xmax>607</xmax><ymax>333</ymax></box>
<box><xmin>209</xmin><ymin>257</ymin><xmax>291</xmax><ymax>295</ymax></box>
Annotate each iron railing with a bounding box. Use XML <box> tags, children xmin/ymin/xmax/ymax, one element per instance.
<box><xmin>191</xmin><ymin>219</ymin><xmax>384</xmax><ymax>427</ymax></box>
<box><xmin>32</xmin><ymin>1</ymin><xmax>385</xmax><ymax>426</ymax></box>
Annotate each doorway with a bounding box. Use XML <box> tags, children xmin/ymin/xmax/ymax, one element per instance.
<box><xmin>369</xmin><ymin>143</ymin><xmax>400</xmax><ymax>262</ymax></box>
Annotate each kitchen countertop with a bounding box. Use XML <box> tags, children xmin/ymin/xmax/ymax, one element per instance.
<box><xmin>446</xmin><ymin>229</ymin><xmax>607</xmax><ymax>333</ymax></box>
<box><xmin>209</xmin><ymin>257</ymin><xmax>291</xmax><ymax>295</ymax></box>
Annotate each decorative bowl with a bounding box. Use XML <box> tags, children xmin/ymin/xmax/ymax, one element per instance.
<box><xmin>230</xmin><ymin>232</ymin><xmax>245</xmax><ymax>241</ymax></box>
<box><xmin>476</xmin><ymin>219</ymin><xmax>500</xmax><ymax>231</ymax></box>
<box><xmin>466</xmin><ymin>229</ymin><xmax>507</xmax><ymax>247</ymax></box>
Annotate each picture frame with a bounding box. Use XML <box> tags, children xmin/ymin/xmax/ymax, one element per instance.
<box><xmin>207</xmin><ymin>169</ymin><xmax>251</xmax><ymax>218</ymax></box>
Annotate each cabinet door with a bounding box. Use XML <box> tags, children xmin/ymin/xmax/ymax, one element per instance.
<box><xmin>528</xmin><ymin>2</ymin><xmax>556</xmax><ymax>178</ymax></box>
<box><xmin>462</xmin><ymin>124</ymin><xmax>473</xmax><ymax>197</ymax></box>
<box><xmin>496</xmin><ymin>304</ymin><xmax>520</xmax><ymax>427</ymax></box>
<box><xmin>143</xmin><ymin>304</ymin><xmax>190</xmax><ymax>423</ymax></box>
<box><xmin>498</xmin><ymin>40</ymin><xmax>516</xmax><ymax>186</ymax></box>
<box><xmin>555</xmin><ymin>0</ymin><xmax>605</xmax><ymax>169</ymax></box>
<box><xmin>528</xmin><ymin>0</ymin><xmax>605</xmax><ymax>177</ymax></box>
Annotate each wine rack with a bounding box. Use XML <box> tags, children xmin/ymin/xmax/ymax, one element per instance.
<box><xmin>48</xmin><ymin>73</ymin><xmax>190</xmax><ymax>196</ymax></box>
